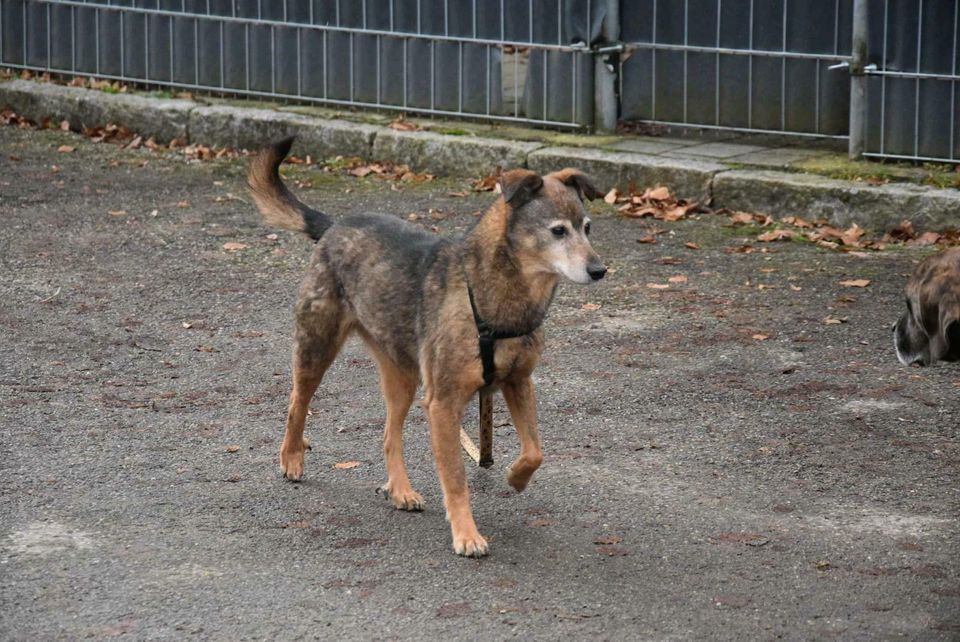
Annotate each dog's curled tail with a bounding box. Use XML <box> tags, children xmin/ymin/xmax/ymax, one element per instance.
<box><xmin>247</xmin><ymin>137</ymin><xmax>331</xmax><ymax>241</ymax></box>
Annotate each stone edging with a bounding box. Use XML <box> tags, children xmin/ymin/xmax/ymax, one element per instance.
<box><xmin>2</xmin><ymin>78</ymin><xmax>957</xmax><ymax>231</ymax></box>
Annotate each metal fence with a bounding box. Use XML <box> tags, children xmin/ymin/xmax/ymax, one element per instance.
<box><xmin>0</xmin><ymin>0</ymin><xmax>599</xmax><ymax>128</ymax></box>
<box><xmin>618</xmin><ymin>0</ymin><xmax>855</xmax><ymax>138</ymax></box>
<box><xmin>864</xmin><ymin>0</ymin><xmax>960</xmax><ymax>163</ymax></box>
<box><xmin>0</xmin><ymin>0</ymin><xmax>957</xmax><ymax>163</ymax></box>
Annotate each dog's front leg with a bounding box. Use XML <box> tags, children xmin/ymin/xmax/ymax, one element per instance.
<box><xmin>427</xmin><ymin>399</ymin><xmax>489</xmax><ymax>557</ymax></box>
<box><xmin>501</xmin><ymin>377</ymin><xmax>543</xmax><ymax>492</ymax></box>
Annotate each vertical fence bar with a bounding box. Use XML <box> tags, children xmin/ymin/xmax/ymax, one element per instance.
<box><xmin>595</xmin><ymin>0</ymin><xmax>619</xmax><ymax>130</ymax></box>
<box><xmin>715</xmin><ymin>0</ymin><xmax>721</xmax><ymax>125</ymax></box>
<box><xmin>747</xmin><ymin>0</ymin><xmax>753</xmax><ymax>127</ymax></box>
<box><xmin>781</xmin><ymin>0</ymin><xmax>787</xmax><ymax>131</ymax></box>
<box><xmin>486</xmin><ymin>44</ymin><xmax>491</xmax><ymax>115</ymax></box>
<box><xmin>912</xmin><ymin>0</ymin><xmax>922</xmax><ymax>160</ymax></box>
<box><xmin>45</xmin><ymin>3</ymin><xmax>51</xmax><ymax>72</ymax></box>
<box><xmin>571</xmin><ymin>51</ymin><xmax>577</xmax><ymax>124</ymax></box>
<box><xmin>542</xmin><ymin>49</ymin><xmax>547</xmax><ymax>120</ymax></box>
<box><xmin>651</xmin><ymin>0</ymin><xmax>657</xmax><ymax>119</ymax></box>
<box><xmin>952</xmin><ymin>0</ymin><xmax>958</xmax><ymax>159</ymax></box>
<box><xmin>120</xmin><ymin>8</ymin><xmax>125</xmax><ymax>80</ymax></box>
<box><xmin>95</xmin><ymin>7</ymin><xmax>101</xmax><ymax>75</ymax></box>
<box><xmin>168</xmin><ymin>12</ymin><xmax>173</xmax><ymax>82</ymax></box>
<box><xmin>193</xmin><ymin>17</ymin><xmax>198</xmax><ymax>86</ymax></box>
<box><xmin>219</xmin><ymin>20</ymin><xmax>224</xmax><ymax>91</ymax></box>
<box><xmin>879</xmin><ymin>0</ymin><xmax>888</xmax><ymax>155</ymax></box>
<box><xmin>683</xmin><ymin>0</ymin><xmax>688</xmax><ymax>124</ymax></box>
<box><xmin>21</xmin><ymin>2</ymin><xmax>26</xmax><ymax>67</ymax></box>
<box><xmin>848</xmin><ymin>0</ymin><xmax>868</xmax><ymax>159</ymax></box>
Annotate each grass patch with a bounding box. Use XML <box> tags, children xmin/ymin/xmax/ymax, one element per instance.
<box><xmin>794</xmin><ymin>155</ymin><xmax>959</xmax><ymax>188</ymax></box>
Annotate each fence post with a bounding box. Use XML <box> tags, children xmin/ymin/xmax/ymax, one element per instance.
<box><xmin>594</xmin><ymin>0</ymin><xmax>619</xmax><ymax>132</ymax></box>
<box><xmin>848</xmin><ymin>0</ymin><xmax>868</xmax><ymax>159</ymax></box>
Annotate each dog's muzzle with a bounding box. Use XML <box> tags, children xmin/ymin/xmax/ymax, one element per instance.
<box><xmin>587</xmin><ymin>261</ymin><xmax>607</xmax><ymax>281</ymax></box>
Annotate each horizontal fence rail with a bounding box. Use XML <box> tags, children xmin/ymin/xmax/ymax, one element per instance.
<box><xmin>0</xmin><ymin>0</ymin><xmax>599</xmax><ymax>128</ymax></box>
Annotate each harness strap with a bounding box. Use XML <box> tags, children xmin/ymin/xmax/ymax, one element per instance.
<box><xmin>465</xmin><ymin>278</ymin><xmax>529</xmax><ymax>388</ymax></box>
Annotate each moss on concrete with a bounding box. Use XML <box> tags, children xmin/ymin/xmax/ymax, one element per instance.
<box><xmin>793</xmin><ymin>155</ymin><xmax>959</xmax><ymax>189</ymax></box>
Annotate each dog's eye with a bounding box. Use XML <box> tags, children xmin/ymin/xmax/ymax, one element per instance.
<box><xmin>551</xmin><ymin>225</ymin><xmax>567</xmax><ymax>238</ymax></box>
<box><xmin>584</xmin><ymin>221</ymin><xmax>591</xmax><ymax>236</ymax></box>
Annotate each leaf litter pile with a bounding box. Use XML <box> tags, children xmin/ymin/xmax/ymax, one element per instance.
<box><xmin>605</xmin><ymin>184</ymin><xmax>960</xmax><ymax>251</ymax></box>
<box><xmin>2</xmin><ymin>108</ymin><xmax>247</xmax><ymax>162</ymax></box>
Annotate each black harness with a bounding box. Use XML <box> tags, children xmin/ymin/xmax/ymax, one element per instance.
<box><xmin>465</xmin><ymin>279</ymin><xmax>537</xmax><ymax>388</ymax></box>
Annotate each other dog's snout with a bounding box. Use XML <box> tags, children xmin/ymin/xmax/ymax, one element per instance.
<box><xmin>587</xmin><ymin>264</ymin><xmax>607</xmax><ymax>281</ymax></box>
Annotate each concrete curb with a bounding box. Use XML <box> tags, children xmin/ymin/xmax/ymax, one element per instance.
<box><xmin>713</xmin><ymin>170</ymin><xmax>960</xmax><ymax>232</ymax></box>
<box><xmin>2</xmin><ymin>78</ymin><xmax>957</xmax><ymax>231</ymax></box>
<box><xmin>371</xmin><ymin>128</ymin><xmax>543</xmax><ymax>177</ymax></box>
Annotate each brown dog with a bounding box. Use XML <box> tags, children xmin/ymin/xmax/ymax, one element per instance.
<box><xmin>893</xmin><ymin>247</ymin><xmax>960</xmax><ymax>366</ymax></box>
<box><xmin>248</xmin><ymin>139</ymin><xmax>605</xmax><ymax>557</ymax></box>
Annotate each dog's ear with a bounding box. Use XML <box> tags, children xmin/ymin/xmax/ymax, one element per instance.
<box><xmin>547</xmin><ymin>168</ymin><xmax>603</xmax><ymax>201</ymax></box>
<box><xmin>499</xmin><ymin>169</ymin><xmax>544</xmax><ymax>208</ymax></box>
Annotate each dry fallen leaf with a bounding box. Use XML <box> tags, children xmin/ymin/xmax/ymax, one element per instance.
<box><xmin>222</xmin><ymin>242</ymin><xmax>248</xmax><ymax>251</ymax></box>
<box><xmin>641</xmin><ymin>186</ymin><xmax>671</xmax><ymax>201</ymax></box>
<box><xmin>57</xmin><ymin>145</ymin><xmax>75</xmax><ymax>153</ymax></box>
<box><xmin>757</xmin><ymin>229</ymin><xmax>793</xmax><ymax>242</ymax></box>
<box><xmin>225</xmin><ymin>445</ymin><xmax>240</xmax><ymax>453</ymax></box>
<box><xmin>668</xmin><ymin>275</ymin><xmax>688</xmax><ymax>284</ymax></box>
<box><xmin>334</xmin><ymin>461</ymin><xmax>360</xmax><ymax>469</ymax></box>
<box><xmin>388</xmin><ymin>116</ymin><xmax>420</xmax><ymax>131</ymax></box>
<box><xmin>581</xmin><ymin>302</ymin><xmax>601</xmax><ymax>311</ymax></box>
<box><xmin>839</xmin><ymin>279</ymin><xmax>870</xmax><ymax>288</ymax></box>
<box><xmin>603</xmin><ymin>188</ymin><xmax>619</xmax><ymax>204</ymax></box>
<box><xmin>108</xmin><ymin>210</ymin><xmax>127</xmax><ymax>217</ymax></box>
<box><xmin>684</xmin><ymin>242</ymin><xmax>700</xmax><ymax>250</ymax></box>
<box><xmin>752</xmin><ymin>334</ymin><xmax>769</xmax><ymax>341</ymax></box>
<box><xmin>593</xmin><ymin>535</ymin><xmax>622</xmax><ymax>545</ymax></box>
<box><xmin>646</xmin><ymin>283</ymin><xmax>670</xmax><ymax>290</ymax></box>
<box><xmin>636</xmin><ymin>234</ymin><xmax>658</xmax><ymax>244</ymax></box>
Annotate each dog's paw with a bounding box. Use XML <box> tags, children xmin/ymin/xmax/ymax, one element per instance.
<box><xmin>376</xmin><ymin>483</ymin><xmax>424</xmax><ymax>511</ymax></box>
<box><xmin>279</xmin><ymin>448</ymin><xmax>305</xmax><ymax>482</ymax></box>
<box><xmin>452</xmin><ymin>530</ymin><xmax>489</xmax><ymax>558</ymax></box>
<box><xmin>506</xmin><ymin>463</ymin><xmax>536</xmax><ymax>493</ymax></box>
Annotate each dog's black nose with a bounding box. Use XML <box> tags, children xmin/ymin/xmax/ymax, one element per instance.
<box><xmin>587</xmin><ymin>265</ymin><xmax>607</xmax><ymax>281</ymax></box>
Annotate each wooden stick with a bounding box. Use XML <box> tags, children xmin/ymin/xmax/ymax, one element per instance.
<box><xmin>459</xmin><ymin>427</ymin><xmax>481</xmax><ymax>464</ymax></box>
<box><xmin>478</xmin><ymin>389</ymin><xmax>494</xmax><ymax>468</ymax></box>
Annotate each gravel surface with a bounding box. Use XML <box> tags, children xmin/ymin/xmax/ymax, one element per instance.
<box><xmin>1</xmin><ymin>125</ymin><xmax>958</xmax><ymax>640</ymax></box>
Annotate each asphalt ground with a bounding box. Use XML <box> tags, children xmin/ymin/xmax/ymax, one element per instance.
<box><xmin>1</xmin><ymin>125</ymin><xmax>958</xmax><ymax>640</ymax></box>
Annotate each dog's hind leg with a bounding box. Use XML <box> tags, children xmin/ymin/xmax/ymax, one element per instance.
<box><xmin>501</xmin><ymin>377</ymin><xmax>543</xmax><ymax>493</ymax></box>
<box><xmin>280</xmin><ymin>295</ymin><xmax>351</xmax><ymax>481</ymax></box>
<box><xmin>367</xmin><ymin>349</ymin><xmax>423</xmax><ymax>511</ymax></box>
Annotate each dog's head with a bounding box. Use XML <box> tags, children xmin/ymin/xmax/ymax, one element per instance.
<box><xmin>893</xmin><ymin>248</ymin><xmax>960</xmax><ymax>366</ymax></box>
<box><xmin>498</xmin><ymin>168</ymin><xmax>606</xmax><ymax>284</ymax></box>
